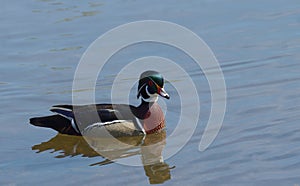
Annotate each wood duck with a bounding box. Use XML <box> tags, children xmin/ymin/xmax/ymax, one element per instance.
<box><xmin>30</xmin><ymin>71</ymin><xmax>170</xmax><ymax>137</ymax></box>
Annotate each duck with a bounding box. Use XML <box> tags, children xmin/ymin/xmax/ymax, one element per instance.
<box><xmin>29</xmin><ymin>70</ymin><xmax>170</xmax><ymax>137</ymax></box>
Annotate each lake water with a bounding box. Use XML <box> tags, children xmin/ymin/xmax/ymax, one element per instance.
<box><xmin>1</xmin><ymin>0</ymin><xmax>300</xmax><ymax>185</ymax></box>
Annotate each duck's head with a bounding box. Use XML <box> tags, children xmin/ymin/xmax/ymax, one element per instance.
<box><xmin>137</xmin><ymin>71</ymin><xmax>170</xmax><ymax>102</ymax></box>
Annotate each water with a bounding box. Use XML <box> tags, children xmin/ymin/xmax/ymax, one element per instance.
<box><xmin>1</xmin><ymin>0</ymin><xmax>300</xmax><ymax>185</ymax></box>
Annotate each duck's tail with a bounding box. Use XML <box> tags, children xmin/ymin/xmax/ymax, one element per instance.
<box><xmin>29</xmin><ymin>115</ymin><xmax>81</xmax><ymax>136</ymax></box>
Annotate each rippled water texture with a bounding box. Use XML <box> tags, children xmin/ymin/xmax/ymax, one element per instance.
<box><xmin>1</xmin><ymin>0</ymin><xmax>300</xmax><ymax>185</ymax></box>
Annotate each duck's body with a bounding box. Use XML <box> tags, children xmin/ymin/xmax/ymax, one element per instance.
<box><xmin>30</xmin><ymin>71</ymin><xmax>170</xmax><ymax>137</ymax></box>
<box><xmin>30</xmin><ymin>101</ymin><xmax>165</xmax><ymax>137</ymax></box>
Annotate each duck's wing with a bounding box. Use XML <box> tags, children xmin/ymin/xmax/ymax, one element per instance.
<box><xmin>49</xmin><ymin>104</ymin><xmax>144</xmax><ymax>135</ymax></box>
<box><xmin>51</xmin><ymin>104</ymin><xmax>126</xmax><ymax>122</ymax></box>
<box><xmin>30</xmin><ymin>104</ymin><xmax>143</xmax><ymax>136</ymax></box>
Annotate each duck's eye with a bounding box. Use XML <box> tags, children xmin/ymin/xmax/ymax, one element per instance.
<box><xmin>148</xmin><ymin>80</ymin><xmax>153</xmax><ymax>86</ymax></box>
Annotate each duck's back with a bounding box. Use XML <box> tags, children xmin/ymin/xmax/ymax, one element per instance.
<box><xmin>30</xmin><ymin>104</ymin><xmax>144</xmax><ymax>136</ymax></box>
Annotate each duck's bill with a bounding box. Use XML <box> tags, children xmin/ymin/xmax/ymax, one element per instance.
<box><xmin>158</xmin><ymin>87</ymin><xmax>170</xmax><ymax>99</ymax></box>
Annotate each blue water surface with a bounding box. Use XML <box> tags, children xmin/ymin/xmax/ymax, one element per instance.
<box><xmin>1</xmin><ymin>0</ymin><xmax>300</xmax><ymax>185</ymax></box>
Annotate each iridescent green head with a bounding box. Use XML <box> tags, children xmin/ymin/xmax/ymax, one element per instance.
<box><xmin>137</xmin><ymin>71</ymin><xmax>170</xmax><ymax>102</ymax></box>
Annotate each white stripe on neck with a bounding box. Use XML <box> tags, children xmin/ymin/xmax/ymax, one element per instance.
<box><xmin>142</xmin><ymin>85</ymin><xmax>158</xmax><ymax>102</ymax></box>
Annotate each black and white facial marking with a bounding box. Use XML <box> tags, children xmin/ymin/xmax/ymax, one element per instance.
<box><xmin>137</xmin><ymin>81</ymin><xmax>159</xmax><ymax>102</ymax></box>
<box><xmin>137</xmin><ymin>71</ymin><xmax>170</xmax><ymax>103</ymax></box>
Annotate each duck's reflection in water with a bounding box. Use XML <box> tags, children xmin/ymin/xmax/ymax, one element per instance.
<box><xmin>32</xmin><ymin>131</ymin><xmax>173</xmax><ymax>184</ymax></box>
